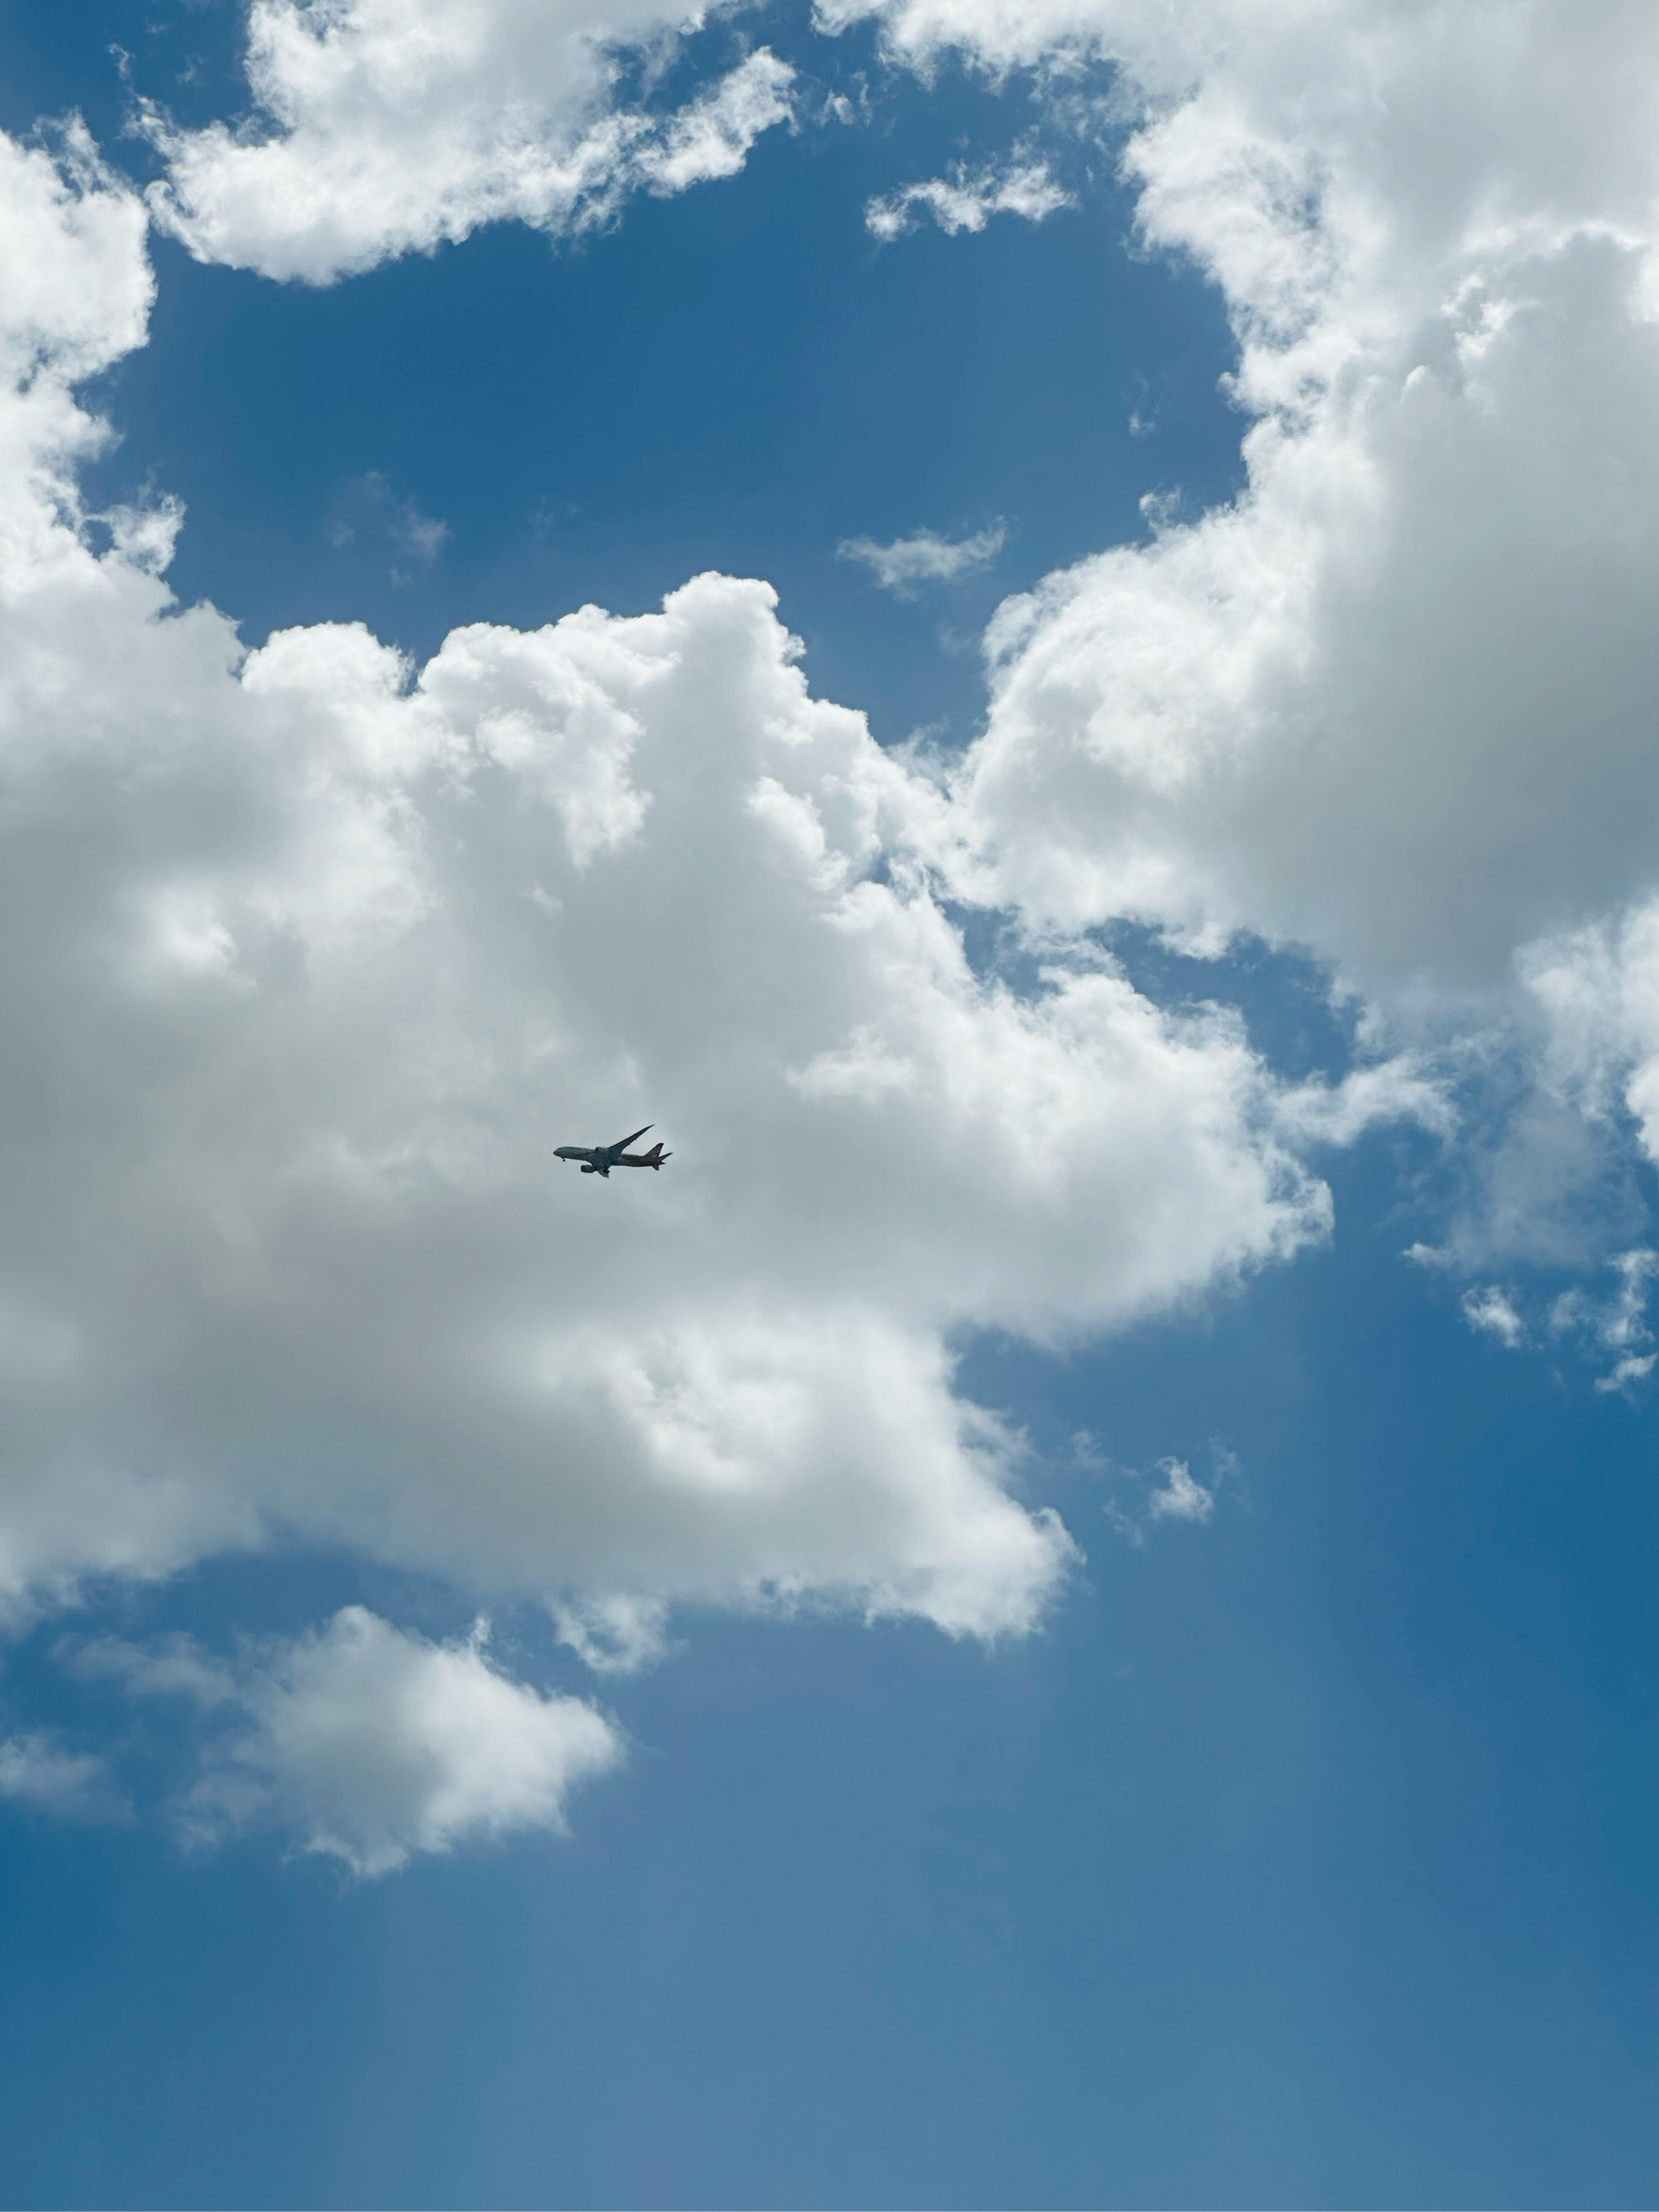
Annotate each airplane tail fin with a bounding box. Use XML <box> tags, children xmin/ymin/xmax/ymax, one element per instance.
<box><xmin>646</xmin><ymin>1143</ymin><xmax>670</xmax><ymax>1169</ymax></box>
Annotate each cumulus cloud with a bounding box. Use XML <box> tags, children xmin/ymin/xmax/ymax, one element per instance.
<box><xmin>820</xmin><ymin>0</ymin><xmax>1659</xmax><ymax>1021</ymax></box>
<box><xmin>216</xmin><ymin>1611</ymin><xmax>620</xmax><ymax>1874</ymax></box>
<box><xmin>0</xmin><ymin>120</ymin><xmax>153</xmax><ymax>384</ymax></box>
<box><xmin>864</xmin><ymin>158</ymin><xmax>1071</xmax><ymax>240</ymax></box>
<box><xmin>0</xmin><ymin>122</ymin><xmax>1339</xmax><ymax>1685</ymax></box>
<box><xmin>88</xmin><ymin>1611</ymin><xmax>621</xmax><ymax>1874</ymax></box>
<box><xmin>101</xmin><ymin>494</ymin><xmax>187</xmax><ymax>577</ymax></box>
<box><xmin>837</xmin><ymin>523</ymin><xmax>1006</xmax><ymax>595</ymax></box>
<box><xmin>1521</xmin><ymin>897</ymin><xmax>1659</xmax><ymax>1175</ymax></box>
<box><xmin>14</xmin><ymin>0</ymin><xmax>1645</xmax><ymax>1839</ymax></box>
<box><xmin>141</xmin><ymin>0</ymin><xmax>795</xmax><ymax>283</ymax></box>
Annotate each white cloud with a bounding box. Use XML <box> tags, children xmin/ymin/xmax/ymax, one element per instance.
<box><xmin>1521</xmin><ymin>896</ymin><xmax>1659</xmax><ymax>1174</ymax></box>
<box><xmin>1595</xmin><ymin>1353</ymin><xmax>1655</xmax><ymax>1396</ymax></box>
<box><xmin>865</xmin><ymin>158</ymin><xmax>1071</xmax><ymax>240</ymax></box>
<box><xmin>1145</xmin><ymin>1456</ymin><xmax>1213</xmax><ymax>1525</ymax></box>
<box><xmin>1100</xmin><ymin>1449</ymin><xmax>1218</xmax><ymax>1543</ymax></box>
<box><xmin>1461</xmin><ymin>1286</ymin><xmax>1525</xmax><ymax>1350</ymax></box>
<box><xmin>0</xmin><ymin>121</ymin><xmax>153</xmax><ymax>387</ymax></box>
<box><xmin>209</xmin><ymin>1609</ymin><xmax>621</xmax><ymax>1874</ymax></box>
<box><xmin>837</xmin><ymin>523</ymin><xmax>1006</xmax><ymax>595</ymax></box>
<box><xmin>141</xmin><ymin>0</ymin><xmax>795</xmax><ymax>283</ymax></box>
<box><xmin>550</xmin><ymin>1592</ymin><xmax>670</xmax><ymax>1674</ymax></box>
<box><xmin>0</xmin><ymin>1732</ymin><xmax>116</xmax><ymax>1818</ymax></box>
<box><xmin>91</xmin><ymin>1610</ymin><xmax>621</xmax><ymax>1874</ymax></box>
<box><xmin>328</xmin><ymin>472</ymin><xmax>450</xmax><ymax>576</ymax></box>
<box><xmin>1273</xmin><ymin>1055</ymin><xmax>1455</xmax><ymax>1148</ymax></box>
<box><xmin>631</xmin><ymin>48</ymin><xmax>799</xmax><ymax>197</ymax></box>
<box><xmin>1550</xmin><ymin>1249</ymin><xmax>1657</xmax><ymax>1395</ymax></box>
<box><xmin>67</xmin><ymin>1631</ymin><xmax>243</xmax><ymax>1708</ymax></box>
<box><xmin>101</xmin><ymin>495</ymin><xmax>187</xmax><ymax>577</ymax></box>
<box><xmin>4</xmin><ymin>0</ymin><xmax>1648</xmax><ymax>1835</ymax></box>
<box><xmin>819</xmin><ymin>0</ymin><xmax>1659</xmax><ymax>1018</ymax></box>
<box><xmin>0</xmin><ymin>124</ymin><xmax>1333</xmax><ymax>1673</ymax></box>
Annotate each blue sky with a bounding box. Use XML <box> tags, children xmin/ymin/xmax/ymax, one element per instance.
<box><xmin>16</xmin><ymin>5</ymin><xmax>1243</xmax><ymax>743</ymax></box>
<box><xmin>0</xmin><ymin>1</ymin><xmax>1654</xmax><ymax>2205</ymax></box>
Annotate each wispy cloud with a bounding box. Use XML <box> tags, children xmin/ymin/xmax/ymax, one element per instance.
<box><xmin>1461</xmin><ymin>1286</ymin><xmax>1525</xmax><ymax>1349</ymax></box>
<box><xmin>865</xmin><ymin>158</ymin><xmax>1072</xmax><ymax>241</ymax></box>
<box><xmin>0</xmin><ymin>1731</ymin><xmax>121</xmax><ymax>1819</ymax></box>
<box><xmin>1551</xmin><ymin>1249</ymin><xmax>1657</xmax><ymax>1394</ymax></box>
<box><xmin>1081</xmin><ymin>1440</ymin><xmax>1231</xmax><ymax>1547</ymax></box>
<box><xmin>550</xmin><ymin>1593</ymin><xmax>670</xmax><ymax>1675</ymax></box>
<box><xmin>1145</xmin><ymin>1457</ymin><xmax>1216</xmax><ymax>1527</ymax></box>
<box><xmin>837</xmin><ymin>523</ymin><xmax>1005</xmax><ymax>597</ymax></box>
<box><xmin>68</xmin><ymin>1631</ymin><xmax>241</xmax><ymax>1708</ymax></box>
<box><xmin>1458</xmin><ymin>1250</ymin><xmax>1659</xmax><ymax>1388</ymax></box>
<box><xmin>328</xmin><ymin>471</ymin><xmax>448</xmax><ymax>579</ymax></box>
<box><xmin>1276</xmin><ymin>1055</ymin><xmax>1457</xmax><ymax>1147</ymax></box>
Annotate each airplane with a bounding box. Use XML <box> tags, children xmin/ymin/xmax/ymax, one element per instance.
<box><xmin>554</xmin><ymin>1124</ymin><xmax>672</xmax><ymax>1178</ymax></box>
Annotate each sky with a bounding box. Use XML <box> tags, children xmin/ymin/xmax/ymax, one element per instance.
<box><xmin>0</xmin><ymin>1</ymin><xmax>1653</xmax><ymax>2205</ymax></box>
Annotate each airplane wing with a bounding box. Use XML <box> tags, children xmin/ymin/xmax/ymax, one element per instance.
<box><xmin>607</xmin><ymin>1124</ymin><xmax>652</xmax><ymax>1155</ymax></box>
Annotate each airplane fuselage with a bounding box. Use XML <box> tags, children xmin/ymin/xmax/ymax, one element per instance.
<box><xmin>555</xmin><ymin>1125</ymin><xmax>670</xmax><ymax>1178</ymax></box>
